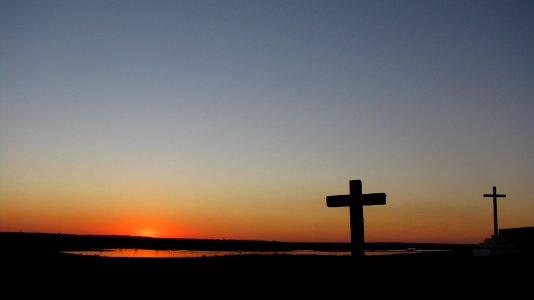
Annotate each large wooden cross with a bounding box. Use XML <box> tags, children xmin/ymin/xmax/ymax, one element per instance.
<box><xmin>326</xmin><ymin>180</ymin><xmax>386</xmax><ymax>256</ymax></box>
<box><xmin>483</xmin><ymin>186</ymin><xmax>506</xmax><ymax>236</ymax></box>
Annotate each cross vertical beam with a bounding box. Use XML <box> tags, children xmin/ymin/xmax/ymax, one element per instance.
<box><xmin>483</xmin><ymin>186</ymin><xmax>506</xmax><ymax>236</ymax></box>
<box><xmin>326</xmin><ymin>180</ymin><xmax>387</xmax><ymax>257</ymax></box>
<box><xmin>350</xmin><ymin>180</ymin><xmax>364</xmax><ymax>256</ymax></box>
<box><xmin>493</xmin><ymin>187</ymin><xmax>498</xmax><ymax>236</ymax></box>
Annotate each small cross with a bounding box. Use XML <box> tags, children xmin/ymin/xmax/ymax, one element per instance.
<box><xmin>326</xmin><ymin>180</ymin><xmax>387</xmax><ymax>256</ymax></box>
<box><xmin>483</xmin><ymin>186</ymin><xmax>506</xmax><ymax>236</ymax></box>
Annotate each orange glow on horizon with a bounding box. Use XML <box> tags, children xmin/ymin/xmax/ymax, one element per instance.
<box><xmin>1</xmin><ymin>181</ymin><xmax>532</xmax><ymax>244</ymax></box>
<box><xmin>139</xmin><ymin>229</ymin><xmax>157</xmax><ymax>237</ymax></box>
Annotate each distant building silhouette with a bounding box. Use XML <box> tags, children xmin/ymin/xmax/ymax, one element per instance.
<box><xmin>499</xmin><ymin>227</ymin><xmax>534</xmax><ymax>255</ymax></box>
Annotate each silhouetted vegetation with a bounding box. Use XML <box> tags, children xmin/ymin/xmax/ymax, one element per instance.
<box><xmin>0</xmin><ymin>232</ymin><xmax>475</xmax><ymax>253</ymax></box>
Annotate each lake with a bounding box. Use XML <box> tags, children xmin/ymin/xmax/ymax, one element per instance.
<box><xmin>62</xmin><ymin>248</ymin><xmax>446</xmax><ymax>258</ymax></box>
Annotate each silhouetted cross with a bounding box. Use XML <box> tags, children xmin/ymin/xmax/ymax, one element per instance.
<box><xmin>326</xmin><ymin>180</ymin><xmax>386</xmax><ymax>256</ymax></box>
<box><xmin>483</xmin><ymin>186</ymin><xmax>506</xmax><ymax>236</ymax></box>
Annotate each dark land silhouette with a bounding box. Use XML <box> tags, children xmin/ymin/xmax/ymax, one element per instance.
<box><xmin>0</xmin><ymin>231</ymin><xmax>475</xmax><ymax>253</ymax></box>
<box><xmin>1</xmin><ymin>232</ymin><xmax>529</xmax><ymax>293</ymax></box>
<box><xmin>0</xmin><ymin>232</ymin><xmax>473</xmax><ymax>275</ymax></box>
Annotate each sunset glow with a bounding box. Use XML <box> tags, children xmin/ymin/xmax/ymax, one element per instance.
<box><xmin>140</xmin><ymin>230</ymin><xmax>157</xmax><ymax>238</ymax></box>
<box><xmin>1</xmin><ymin>1</ymin><xmax>533</xmax><ymax>244</ymax></box>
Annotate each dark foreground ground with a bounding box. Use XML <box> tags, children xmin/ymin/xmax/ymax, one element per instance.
<box><xmin>0</xmin><ymin>232</ymin><xmax>529</xmax><ymax>294</ymax></box>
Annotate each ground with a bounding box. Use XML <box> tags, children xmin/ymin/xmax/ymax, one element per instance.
<box><xmin>0</xmin><ymin>232</ymin><xmax>527</xmax><ymax>294</ymax></box>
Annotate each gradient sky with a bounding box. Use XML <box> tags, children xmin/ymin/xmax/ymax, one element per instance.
<box><xmin>1</xmin><ymin>0</ymin><xmax>533</xmax><ymax>243</ymax></box>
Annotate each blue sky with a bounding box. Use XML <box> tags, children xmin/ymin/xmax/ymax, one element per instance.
<box><xmin>1</xmin><ymin>0</ymin><xmax>533</xmax><ymax>242</ymax></box>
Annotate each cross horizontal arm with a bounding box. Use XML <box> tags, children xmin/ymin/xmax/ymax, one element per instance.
<box><xmin>326</xmin><ymin>193</ymin><xmax>387</xmax><ymax>207</ymax></box>
<box><xmin>484</xmin><ymin>194</ymin><xmax>506</xmax><ymax>198</ymax></box>
<box><xmin>361</xmin><ymin>193</ymin><xmax>387</xmax><ymax>206</ymax></box>
<box><xmin>326</xmin><ymin>195</ymin><xmax>352</xmax><ymax>207</ymax></box>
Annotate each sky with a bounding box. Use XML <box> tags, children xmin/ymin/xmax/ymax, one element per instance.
<box><xmin>1</xmin><ymin>0</ymin><xmax>533</xmax><ymax>243</ymax></box>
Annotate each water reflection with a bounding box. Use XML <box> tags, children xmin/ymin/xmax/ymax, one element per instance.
<box><xmin>62</xmin><ymin>248</ymin><xmax>444</xmax><ymax>258</ymax></box>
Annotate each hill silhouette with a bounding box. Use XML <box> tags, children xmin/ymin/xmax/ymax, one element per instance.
<box><xmin>0</xmin><ymin>232</ymin><xmax>474</xmax><ymax>253</ymax></box>
<box><xmin>0</xmin><ymin>232</ymin><xmax>522</xmax><ymax>292</ymax></box>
